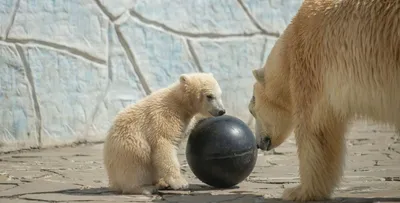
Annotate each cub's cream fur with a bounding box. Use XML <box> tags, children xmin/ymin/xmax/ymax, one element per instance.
<box><xmin>249</xmin><ymin>0</ymin><xmax>400</xmax><ymax>201</ymax></box>
<box><xmin>103</xmin><ymin>73</ymin><xmax>225</xmax><ymax>194</ymax></box>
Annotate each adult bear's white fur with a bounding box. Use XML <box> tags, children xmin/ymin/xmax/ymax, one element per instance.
<box><xmin>249</xmin><ymin>0</ymin><xmax>400</xmax><ymax>201</ymax></box>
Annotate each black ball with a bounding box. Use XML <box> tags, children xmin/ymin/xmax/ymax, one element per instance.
<box><xmin>185</xmin><ymin>115</ymin><xmax>258</xmax><ymax>188</ymax></box>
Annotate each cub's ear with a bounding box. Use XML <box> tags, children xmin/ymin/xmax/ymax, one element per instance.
<box><xmin>179</xmin><ymin>74</ymin><xmax>189</xmax><ymax>84</ymax></box>
<box><xmin>252</xmin><ymin>68</ymin><xmax>265</xmax><ymax>83</ymax></box>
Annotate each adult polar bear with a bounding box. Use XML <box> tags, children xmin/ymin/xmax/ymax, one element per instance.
<box><xmin>249</xmin><ymin>0</ymin><xmax>400</xmax><ymax>201</ymax></box>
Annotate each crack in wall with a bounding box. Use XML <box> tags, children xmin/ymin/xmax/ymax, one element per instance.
<box><xmin>2</xmin><ymin>0</ymin><xmax>20</xmax><ymax>40</ymax></box>
<box><xmin>15</xmin><ymin>45</ymin><xmax>43</xmax><ymax>147</ymax></box>
<box><xmin>93</xmin><ymin>0</ymin><xmax>117</xmax><ymax>22</ymax></box>
<box><xmin>4</xmin><ymin>38</ymin><xmax>106</xmax><ymax>65</ymax></box>
<box><xmin>114</xmin><ymin>24</ymin><xmax>152</xmax><ymax>95</ymax></box>
<box><xmin>93</xmin><ymin>0</ymin><xmax>131</xmax><ymax>23</ymax></box>
<box><xmin>237</xmin><ymin>0</ymin><xmax>280</xmax><ymax>38</ymax></box>
<box><xmin>185</xmin><ymin>40</ymin><xmax>204</xmax><ymax>73</ymax></box>
<box><xmin>85</xmin><ymin>22</ymin><xmax>113</xmax><ymax>138</ymax></box>
<box><xmin>130</xmin><ymin>9</ymin><xmax>273</xmax><ymax>39</ymax></box>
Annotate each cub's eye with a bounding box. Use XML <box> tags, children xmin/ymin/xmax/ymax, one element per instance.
<box><xmin>206</xmin><ymin>94</ymin><xmax>214</xmax><ymax>99</ymax></box>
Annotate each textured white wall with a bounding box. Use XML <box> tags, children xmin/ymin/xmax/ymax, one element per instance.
<box><xmin>0</xmin><ymin>0</ymin><xmax>302</xmax><ymax>152</ymax></box>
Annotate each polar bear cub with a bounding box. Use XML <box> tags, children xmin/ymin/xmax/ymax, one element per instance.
<box><xmin>103</xmin><ymin>72</ymin><xmax>226</xmax><ymax>195</ymax></box>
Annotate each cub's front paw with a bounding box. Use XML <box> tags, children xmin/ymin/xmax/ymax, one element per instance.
<box><xmin>165</xmin><ymin>176</ymin><xmax>189</xmax><ymax>190</ymax></box>
<box><xmin>141</xmin><ymin>186</ymin><xmax>158</xmax><ymax>195</ymax></box>
<box><xmin>154</xmin><ymin>178</ymin><xmax>169</xmax><ymax>189</ymax></box>
<box><xmin>282</xmin><ymin>185</ymin><xmax>328</xmax><ymax>202</ymax></box>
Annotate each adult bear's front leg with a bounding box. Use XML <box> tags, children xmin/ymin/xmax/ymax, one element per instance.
<box><xmin>282</xmin><ymin>116</ymin><xmax>347</xmax><ymax>201</ymax></box>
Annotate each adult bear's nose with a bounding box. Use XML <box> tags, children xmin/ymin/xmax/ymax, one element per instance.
<box><xmin>264</xmin><ymin>136</ymin><xmax>272</xmax><ymax>151</ymax></box>
<box><xmin>218</xmin><ymin>109</ymin><xmax>226</xmax><ymax>116</ymax></box>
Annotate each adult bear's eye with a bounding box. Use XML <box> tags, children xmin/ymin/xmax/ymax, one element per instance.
<box><xmin>206</xmin><ymin>94</ymin><xmax>214</xmax><ymax>99</ymax></box>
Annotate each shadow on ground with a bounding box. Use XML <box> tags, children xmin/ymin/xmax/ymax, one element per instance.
<box><xmin>48</xmin><ymin>185</ymin><xmax>400</xmax><ymax>203</ymax></box>
<box><xmin>332</xmin><ymin>198</ymin><xmax>400</xmax><ymax>203</ymax></box>
<box><xmin>57</xmin><ymin>184</ymin><xmax>234</xmax><ymax>195</ymax></box>
<box><xmin>6</xmin><ymin>184</ymin><xmax>398</xmax><ymax>203</ymax></box>
<box><xmin>154</xmin><ymin>195</ymin><xmax>400</xmax><ymax>203</ymax></box>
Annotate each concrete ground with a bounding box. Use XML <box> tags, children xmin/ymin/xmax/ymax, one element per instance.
<box><xmin>0</xmin><ymin>121</ymin><xmax>399</xmax><ymax>203</ymax></box>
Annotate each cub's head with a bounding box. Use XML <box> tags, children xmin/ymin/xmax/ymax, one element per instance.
<box><xmin>179</xmin><ymin>73</ymin><xmax>225</xmax><ymax>117</ymax></box>
<box><xmin>248</xmin><ymin>68</ymin><xmax>293</xmax><ymax>151</ymax></box>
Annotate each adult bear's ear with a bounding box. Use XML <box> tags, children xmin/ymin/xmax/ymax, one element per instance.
<box><xmin>252</xmin><ymin>68</ymin><xmax>265</xmax><ymax>83</ymax></box>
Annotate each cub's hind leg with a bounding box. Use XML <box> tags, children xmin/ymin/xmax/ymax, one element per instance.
<box><xmin>117</xmin><ymin>162</ymin><xmax>157</xmax><ymax>195</ymax></box>
<box><xmin>104</xmin><ymin>134</ymin><xmax>157</xmax><ymax>195</ymax></box>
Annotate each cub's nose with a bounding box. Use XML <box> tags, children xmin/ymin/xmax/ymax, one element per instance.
<box><xmin>218</xmin><ymin>109</ymin><xmax>226</xmax><ymax>116</ymax></box>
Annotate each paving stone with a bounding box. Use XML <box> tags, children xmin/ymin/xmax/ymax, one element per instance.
<box><xmin>20</xmin><ymin>191</ymin><xmax>156</xmax><ymax>202</ymax></box>
<box><xmin>0</xmin><ymin>183</ymin><xmax>18</xmax><ymax>192</ymax></box>
<box><xmin>0</xmin><ymin>121</ymin><xmax>399</xmax><ymax>202</ymax></box>
<box><xmin>1</xmin><ymin>199</ymin><xmax>44</xmax><ymax>203</ymax></box>
<box><xmin>0</xmin><ymin>180</ymin><xmax>77</xmax><ymax>197</ymax></box>
<box><xmin>158</xmin><ymin>193</ymin><xmax>266</xmax><ymax>203</ymax></box>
